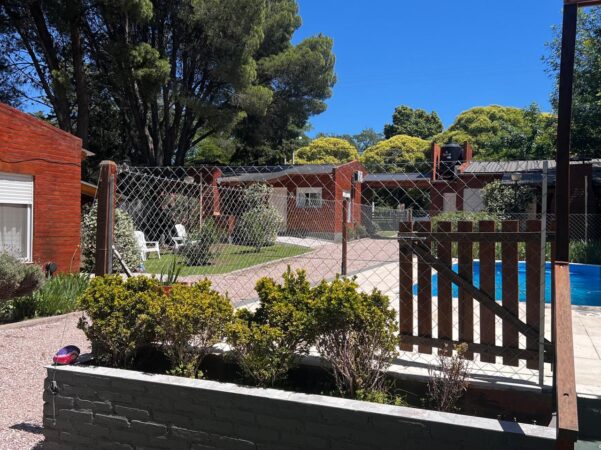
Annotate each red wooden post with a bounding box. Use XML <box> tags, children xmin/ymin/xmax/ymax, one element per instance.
<box><xmin>502</xmin><ymin>220</ymin><xmax>520</xmax><ymax>366</ymax></box>
<box><xmin>437</xmin><ymin>221</ymin><xmax>452</xmax><ymax>355</ymax></box>
<box><xmin>526</xmin><ymin>220</ymin><xmax>542</xmax><ymax>369</ymax></box>
<box><xmin>95</xmin><ymin>161</ymin><xmax>117</xmax><ymax>276</ymax></box>
<box><xmin>479</xmin><ymin>220</ymin><xmax>496</xmax><ymax>363</ymax></box>
<box><xmin>415</xmin><ymin>221</ymin><xmax>432</xmax><ymax>354</ymax></box>
<box><xmin>398</xmin><ymin>221</ymin><xmax>414</xmax><ymax>351</ymax></box>
<box><xmin>341</xmin><ymin>199</ymin><xmax>348</xmax><ymax>276</ymax></box>
<box><xmin>458</xmin><ymin>221</ymin><xmax>474</xmax><ymax>360</ymax></box>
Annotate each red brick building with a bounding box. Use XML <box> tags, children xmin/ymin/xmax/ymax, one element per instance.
<box><xmin>217</xmin><ymin>161</ymin><xmax>367</xmax><ymax>241</ymax></box>
<box><xmin>0</xmin><ymin>103</ymin><xmax>85</xmax><ymax>272</ymax></box>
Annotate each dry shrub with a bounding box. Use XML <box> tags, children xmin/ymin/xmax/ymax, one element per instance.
<box><xmin>427</xmin><ymin>343</ymin><xmax>470</xmax><ymax>412</ymax></box>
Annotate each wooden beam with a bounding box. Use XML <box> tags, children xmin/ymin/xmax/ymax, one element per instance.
<box><xmin>564</xmin><ymin>0</ymin><xmax>601</xmax><ymax>6</ymax></box>
<box><xmin>555</xmin><ymin>2</ymin><xmax>578</xmax><ymax>262</ymax></box>
<box><xmin>95</xmin><ymin>161</ymin><xmax>117</xmax><ymax>276</ymax></box>
<box><xmin>399</xmin><ymin>335</ymin><xmax>550</xmax><ymax>363</ymax></box>
<box><xmin>400</xmin><ymin>232</ymin><xmax>547</xmax><ymax>242</ymax></box>
<box><xmin>553</xmin><ymin>262</ymin><xmax>579</xmax><ymax>444</ymax></box>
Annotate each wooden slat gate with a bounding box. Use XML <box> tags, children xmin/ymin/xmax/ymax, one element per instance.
<box><xmin>398</xmin><ymin>219</ymin><xmax>552</xmax><ymax>370</ymax></box>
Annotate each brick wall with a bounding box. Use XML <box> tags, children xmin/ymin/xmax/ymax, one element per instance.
<box><xmin>43</xmin><ymin>365</ymin><xmax>556</xmax><ymax>450</ymax></box>
<box><xmin>0</xmin><ymin>103</ymin><xmax>82</xmax><ymax>272</ymax></box>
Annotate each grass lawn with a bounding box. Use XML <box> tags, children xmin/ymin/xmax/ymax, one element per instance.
<box><xmin>144</xmin><ymin>243</ymin><xmax>311</xmax><ymax>276</ymax></box>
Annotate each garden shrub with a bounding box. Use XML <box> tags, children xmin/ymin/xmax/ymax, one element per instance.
<box><xmin>482</xmin><ymin>180</ymin><xmax>536</xmax><ymax>218</ymax></box>
<box><xmin>227</xmin><ymin>268</ymin><xmax>314</xmax><ymax>386</ymax></box>
<box><xmin>0</xmin><ymin>252</ymin><xmax>45</xmax><ymax>302</ymax></box>
<box><xmin>81</xmin><ymin>203</ymin><xmax>142</xmax><ymax>273</ymax></box>
<box><xmin>77</xmin><ymin>275</ymin><xmax>161</xmax><ymax>368</ymax></box>
<box><xmin>570</xmin><ymin>240</ymin><xmax>601</xmax><ymax>265</ymax></box>
<box><xmin>234</xmin><ymin>183</ymin><xmax>283</xmax><ymax>251</ymax></box>
<box><xmin>311</xmin><ymin>276</ymin><xmax>398</xmax><ymax>398</ymax></box>
<box><xmin>235</xmin><ymin>206</ymin><xmax>283</xmax><ymax>251</ymax></box>
<box><xmin>152</xmin><ymin>281</ymin><xmax>233</xmax><ymax>378</ymax></box>
<box><xmin>180</xmin><ymin>220</ymin><xmax>220</xmax><ymax>266</ymax></box>
<box><xmin>427</xmin><ymin>343</ymin><xmax>470</xmax><ymax>412</ymax></box>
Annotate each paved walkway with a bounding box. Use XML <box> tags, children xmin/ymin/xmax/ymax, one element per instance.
<box><xmin>183</xmin><ymin>238</ymin><xmax>399</xmax><ymax>306</ymax></box>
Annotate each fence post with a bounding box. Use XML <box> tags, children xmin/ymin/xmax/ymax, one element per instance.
<box><xmin>95</xmin><ymin>161</ymin><xmax>117</xmax><ymax>276</ymax></box>
<box><xmin>341</xmin><ymin>198</ymin><xmax>348</xmax><ymax>276</ymax></box>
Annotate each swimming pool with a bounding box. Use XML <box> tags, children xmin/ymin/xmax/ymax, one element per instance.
<box><xmin>413</xmin><ymin>262</ymin><xmax>601</xmax><ymax>306</ymax></box>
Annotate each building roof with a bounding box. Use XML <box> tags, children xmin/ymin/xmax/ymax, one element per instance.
<box><xmin>219</xmin><ymin>164</ymin><xmax>338</xmax><ymax>183</ymax></box>
<box><xmin>463</xmin><ymin>159</ymin><xmax>601</xmax><ymax>174</ymax></box>
<box><xmin>364</xmin><ymin>172</ymin><xmax>429</xmax><ymax>182</ymax></box>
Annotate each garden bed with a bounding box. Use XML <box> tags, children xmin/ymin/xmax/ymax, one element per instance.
<box><xmin>43</xmin><ymin>361</ymin><xmax>557</xmax><ymax>450</ymax></box>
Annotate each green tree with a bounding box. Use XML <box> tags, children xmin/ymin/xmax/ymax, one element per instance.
<box><xmin>435</xmin><ymin>105</ymin><xmax>556</xmax><ymax>160</ymax></box>
<box><xmin>482</xmin><ymin>180</ymin><xmax>536</xmax><ymax>218</ymax></box>
<box><xmin>361</xmin><ymin>134</ymin><xmax>429</xmax><ymax>172</ymax></box>
<box><xmin>546</xmin><ymin>8</ymin><xmax>601</xmax><ymax>158</ymax></box>
<box><xmin>0</xmin><ymin>0</ymin><xmax>335</xmax><ymax>166</ymax></box>
<box><xmin>295</xmin><ymin>137</ymin><xmax>359</xmax><ymax>164</ymax></box>
<box><xmin>316</xmin><ymin>128</ymin><xmax>383</xmax><ymax>153</ymax></box>
<box><xmin>384</xmin><ymin>105</ymin><xmax>443</xmax><ymax>140</ymax></box>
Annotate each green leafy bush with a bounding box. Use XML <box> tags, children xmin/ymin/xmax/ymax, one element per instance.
<box><xmin>570</xmin><ymin>240</ymin><xmax>601</xmax><ymax>265</ymax></box>
<box><xmin>482</xmin><ymin>180</ymin><xmax>536</xmax><ymax>218</ymax></box>
<box><xmin>227</xmin><ymin>268</ymin><xmax>314</xmax><ymax>386</ymax></box>
<box><xmin>235</xmin><ymin>206</ymin><xmax>283</xmax><ymax>251</ymax></box>
<box><xmin>81</xmin><ymin>203</ymin><xmax>142</xmax><ymax>273</ymax></box>
<box><xmin>152</xmin><ymin>281</ymin><xmax>233</xmax><ymax>378</ymax></box>
<box><xmin>0</xmin><ymin>252</ymin><xmax>44</xmax><ymax>302</ymax></box>
<box><xmin>180</xmin><ymin>219</ymin><xmax>220</xmax><ymax>266</ymax></box>
<box><xmin>77</xmin><ymin>275</ymin><xmax>161</xmax><ymax>368</ymax></box>
<box><xmin>311</xmin><ymin>276</ymin><xmax>398</xmax><ymax>398</ymax></box>
<box><xmin>32</xmin><ymin>273</ymin><xmax>89</xmax><ymax>317</ymax></box>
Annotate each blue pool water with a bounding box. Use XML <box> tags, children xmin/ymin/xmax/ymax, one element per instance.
<box><xmin>413</xmin><ymin>262</ymin><xmax>601</xmax><ymax>306</ymax></box>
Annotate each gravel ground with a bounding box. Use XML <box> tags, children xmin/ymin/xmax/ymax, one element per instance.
<box><xmin>0</xmin><ymin>313</ymin><xmax>88</xmax><ymax>449</ymax></box>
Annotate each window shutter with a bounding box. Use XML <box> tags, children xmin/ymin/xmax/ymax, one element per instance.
<box><xmin>0</xmin><ymin>173</ymin><xmax>34</xmax><ymax>205</ymax></box>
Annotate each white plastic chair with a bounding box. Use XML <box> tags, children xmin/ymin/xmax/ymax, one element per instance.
<box><xmin>134</xmin><ymin>231</ymin><xmax>161</xmax><ymax>261</ymax></box>
<box><xmin>172</xmin><ymin>224</ymin><xmax>187</xmax><ymax>250</ymax></box>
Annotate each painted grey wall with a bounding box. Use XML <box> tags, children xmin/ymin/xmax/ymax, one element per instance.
<box><xmin>43</xmin><ymin>365</ymin><xmax>556</xmax><ymax>450</ymax></box>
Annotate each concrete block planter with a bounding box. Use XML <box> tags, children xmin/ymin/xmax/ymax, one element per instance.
<box><xmin>43</xmin><ymin>365</ymin><xmax>557</xmax><ymax>450</ymax></box>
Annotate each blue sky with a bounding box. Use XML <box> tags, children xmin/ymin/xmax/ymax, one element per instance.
<box><xmin>293</xmin><ymin>0</ymin><xmax>562</xmax><ymax>137</ymax></box>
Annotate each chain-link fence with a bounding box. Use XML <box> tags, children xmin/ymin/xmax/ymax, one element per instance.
<box><xmin>91</xmin><ymin>157</ymin><xmax>600</xmax><ymax>385</ymax></box>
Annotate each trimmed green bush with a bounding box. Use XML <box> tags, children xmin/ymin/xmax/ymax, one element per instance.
<box><xmin>152</xmin><ymin>281</ymin><xmax>233</xmax><ymax>378</ymax></box>
<box><xmin>77</xmin><ymin>275</ymin><xmax>162</xmax><ymax>368</ymax></box>
<box><xmin>81</xmin><ymin>203</ymin><xmax>142</xmax><ymax>273</ymax></box>
<box><xmin>0</xmin><ymin>252</ymin><xmax>44</xmax><ymax>302</ymax></box>
<box><xmin>227</xmin><ymin>268</ymin><xmax>314</xmax><ymax>386</ymax></box>
<box><xmin>570</xmin><ymin>240</ymin><xmax>601</xmax><ymax>265</ymax></box>
<box><xmin>482</xmin><ymin>180</ymin><xmax>536</xmax><ymax>218</ymax></box>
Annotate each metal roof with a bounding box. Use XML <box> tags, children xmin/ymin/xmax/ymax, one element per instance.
<box><xmin>220</xmin><ymin>164</ymin><xmax>337</xmax><ymax>183</ymax></box>
<box><xmin>363</xmin><ymin>172</ymin><xmax>429</xmax><ymax>182</ymax></box>
<box><xmin>464</xmin><ymin>159</ymin><xmax>601</xmax><ymax>174</ymax></box>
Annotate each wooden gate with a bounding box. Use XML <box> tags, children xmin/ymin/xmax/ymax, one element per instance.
<box><xmin>397</xmin><ymin>219</ymin><xmax>552</xmax><ymax>369</ymax></box>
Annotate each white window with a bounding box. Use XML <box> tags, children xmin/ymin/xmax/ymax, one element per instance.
<box><xmin>0</xmin><ymin>173</ymin><xmax>33</xmax><ymax>261</ymax></box>
<box><xmin>463</xmin><ymin>188</ymin><xmax>484</xmax><ymax>212</ymax></box>
<box><xmin>296</xmin><ymin>187</ymin><xmax>322</xmax><ymax>208</ymax></box>
<box><xmin>443</xmin><ymin>192</ymin><xmax>457</xmax><ymax>212</ymax></box>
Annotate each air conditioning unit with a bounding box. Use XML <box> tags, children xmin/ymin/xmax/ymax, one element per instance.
<box><xmin>353</xmin><ymin>171</ymin><xmax>364</xmax><ymax>183</ymax></box>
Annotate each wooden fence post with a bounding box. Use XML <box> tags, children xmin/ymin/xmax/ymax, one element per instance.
<box><xmin>398</xmin><ymin>221</ymin><xmax>414</xmax><ymax>351</ymax></box>
<box><xmin>341</xmin><ymin>198</ymin><xmax>348</xmax><ymax>276</ymax></box>
<box><xmin>95</xmin><ymin>161</ymin><xmax>117</xmax><ymax>276</ymax></box>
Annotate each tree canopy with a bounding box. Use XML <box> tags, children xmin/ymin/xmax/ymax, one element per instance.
<box><xmin>546</xmin><ymin>8</ymin><xmax>601</xmax><ymax>158</ymax></box>
<box><xmin>383</xmin><ymin>105</ymin><xmax>443</xmax><ymax>140</ymax></box>
<box><xmin>434</xmin><ymin>104</ymin><xmax>556</xmax><ymax>160</ymax></box>
<box><xmin>316</xmin><ymin>128</ymin><xmax>383</xmax><ymax>153</ymax></box>
<box><xmin>360</xmin><ymin>134</ymin><xmax>430</xmax><ymax>172</ymax></box>
<box><xmin>0</xmin><ymin>0</ymin><xmax>335</xmax><ymax>166</ymax></box>
<box><xmin>295</xmin><ymin>137</ymin><xmax>359</xmax><ymax>164</ymax></box>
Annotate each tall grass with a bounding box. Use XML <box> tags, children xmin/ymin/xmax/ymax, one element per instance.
<box><xmin>31</xmin><ymin>273</ymin><xmax>90</xmax><ymax>317</ymax></box>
